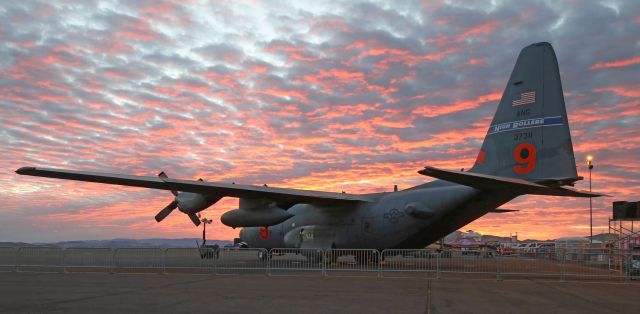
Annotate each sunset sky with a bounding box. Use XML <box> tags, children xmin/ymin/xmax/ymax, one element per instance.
<box><xmin>1</xmin><ymin>0</ymin><xmax>639</xmax><ymax>242</ymax></box>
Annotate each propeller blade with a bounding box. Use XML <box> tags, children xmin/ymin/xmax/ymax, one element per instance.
<box><xmin>158</xmin><ymin>171</ymin><xmax>178</xmax><ymax>196</ymax></box>
<box><xmin>155</xmin><ymin>200</ymin><xmax>178</xmax><ymax>222</ymax></box>
<box><xmin>188</xmin><ymin>213</ymin><xmax>202</xmax><ymax>226</ymax></box>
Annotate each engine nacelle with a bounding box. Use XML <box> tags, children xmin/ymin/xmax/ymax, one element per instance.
<box><xmin>221</xmin><ymin>206</ymin><xmax>293</xmax><ymax>228</ymax></box>
<box><xmin>176</xmin><ymin>192</ymin><xmax>220</xmax><ymax>214</ymax></box>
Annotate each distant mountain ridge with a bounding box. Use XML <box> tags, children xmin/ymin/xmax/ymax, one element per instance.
<box><xmin>0</xmin><ymin>238</ymin><xmax>233</xmax><ymax>248</ymax></box>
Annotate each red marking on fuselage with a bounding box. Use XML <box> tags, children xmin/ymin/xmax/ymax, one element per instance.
<box><xmin>259</xmin><ymin>227</ymin><xmax>269</xmax><ymax>240</ymax></box>
<box><xmin>475</xmin><ymin>150</ymin><xmax>486</xmax><ymax>165</ymax></box>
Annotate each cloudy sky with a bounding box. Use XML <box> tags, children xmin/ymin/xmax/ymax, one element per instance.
<box><xmin>1</xmin><ymin>0</ymin><xmax>638</xmax><ymax>242</ymax></box>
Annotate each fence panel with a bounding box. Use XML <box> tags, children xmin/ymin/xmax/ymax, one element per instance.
<box><xmin>16</xmin><ymin>247</ymin><xmax>64</xmax><ymax>273</ymax></box>
<box><xmin>437</xmin><ymin>250</ymin><xmax>497</xmax><ymax>278</ymax></box>
<box><xmin>63</xmin><ymin>248</ymin><xmax>113</xmax><ymax>273</ymax></box>
<box><xmin>268</xmin><ymin>248</ymin><xmax>323</xmax><ymax>276</ymax></box>
<box><xmin>630</xmin><ymin>254</ymin><xmax>640</xmax><ymax>281</ymax></box>
<box><xmin>498</xmin><ymin>252</ymin><xmax>564</xmax><ymax>280</ymax></box>
<box><xmin>563</xmin><ymin>252</ymin><xmax>626</xmax><ymax>281</ymax></box>
<box><xmin>0</xmin><ymin>247</ymin><xmax>17</xmax><ymax>272</ymax></box>
<box><xmin>324</xmin><ymin>249</ymin><xmax>379</xmax><ymax>277</ymax></box>
<box><xmin>215</xmin><ymin>248</ymin><xmax>268</xmax><ymax>275</ymax></box>
<box><xmin>113</xmin><ymin>248</ymin><xmax>163</xmax><ymax>274</ymax></box>
<box><xmin>164</xmin><ymin>248</ymin><xmax>216</xmax><ymax>274</ymax></box>
<box><xmin>380</xmin><ymin>249</ymin><xmax>437</xmax><ymax>278</ymax></box>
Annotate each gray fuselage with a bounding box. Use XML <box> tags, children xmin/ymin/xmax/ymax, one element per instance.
<box><xmin>240</xmin><ymin>180</ymin><xmax>517</xmax><ymax>250</ymax></box>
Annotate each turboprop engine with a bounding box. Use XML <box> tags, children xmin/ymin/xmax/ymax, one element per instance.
<box><xmin>153</xmin><ymin>172</ymin><xmax>222</xmax><ymax>226</ymax></box>
<box><xmin>220</xmin><ymin>206</ymin><xmax>293</xmax><ymax>228</ymax></box>
<box><xmin>221</xmin><ymin>197</ymin><xmax>294</xmax><ymax>228</ymax></box>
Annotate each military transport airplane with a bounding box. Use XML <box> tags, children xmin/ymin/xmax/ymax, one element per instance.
<box><xmin>16</xmin><ymin>42</ymin><xmax>604</xmax><ymax>251</ymax></box>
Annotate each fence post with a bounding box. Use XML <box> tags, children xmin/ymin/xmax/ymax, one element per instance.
<box><xmin>161</xmin><ymin>248</ymin><xmax>166</xmax><ymax>275</ymax></box>
<box><xmin>111</xmin><ymin>248</ymin><xmax>117</xmax><ymax>274</ymax></box>
<box><xmin>625</xmin><ymin>253</ymin><xmax>630</xmax><ymax>284</ymax></box>
<box><xmin>14</xmin><ymin>247</ymin><xmax>20</xmax><ymax>272</ymax></box>
<box><xmin>322</xmin><ymin>249</ymin><xmax>327</xmax><ymax>277</ymax></box>
<box><xmin>376</xmin><ymin>250</ymin><xmax>381</xmax><ymax>279</ymax></box>
<box><xmin>436</xmin><ymin>252</ymin><xmax>440</xmax><ymax>279</ymax></box>
<box><xmin>16</xmin><ymin>247</ymin><xmax>23</xmax><ymax>273</ymax></box>
<box><xmin>267</xmin><ymin>249</ymin><xmax>272</xmax><ymax>277</ymax></box>
<box><xmin>560</xmin><ymin>252</ymin><xmax>566</xmax><ymax>282</ymax></box>
<box><xmin>62</xmin><ymin>248</ymin><xmax>68</xmax><ymax>274</ymax></box>
<box><xmin>211</xmin><ymin>248</ymin><xmax>217</xmax><ymax>276</ymax></box>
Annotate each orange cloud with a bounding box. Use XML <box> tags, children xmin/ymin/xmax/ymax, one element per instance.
<box><xmin>413</xmin><ymin>91</ymin><xmax>502</xmax><ymax>117</ymax></box>
<box><xmin>466</xmin><ymin>57</ymin><xmax>487</xmax><ymax>65</ymax></box>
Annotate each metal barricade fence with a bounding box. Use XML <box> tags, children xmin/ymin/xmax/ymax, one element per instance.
<box><xmin>380</xmin><ymin>249</ymin><xmax>437</xmax><ymax>278</ymax></box>
<box><xmin>437</xmin><ymin>250</ymin><xmax>497</xmax><ymax>278</ymax></box>
<box><xmin>497</xmin><ymin>250</ymin><xmax>564</xmax><ymax>280</ymax></box>
<box><xmin>268</xmin><ymin>248</ymin><xmax>323</xmax><ymax>276</ymax></box>
<box><xmin>16</xmin><ymin>247</ymin><xmax>64</xmax><ymax>273</ymax></box>
<box><xmin>63</xmin><ymin>248</ymin><xmax>113</xmax><ymax>273</ymax></box>
<box><xmin>563</xmin><ymin>252</ymin><xmax>627</xmax><ymax>281</ymax></box>
<box><xmin>215</xmin><ymin>248</ymin><xmax>268</xmax><ymax>275</ymax></box>
<box><xmin>324</xmin><ymin>249</ymin><xmax>379</xmax><ymax>277</ymax></box>
<box><xmin>5</xmin><ymin>245</ymin><xmax>640</xmax><ymax>281</ymax></box>
<box><xmin>113</xmin><ymin>248</ymin><xmax>163</xmax><ymax>274</ymax></box>
<box><xmin>0</xmin><ymin>247</ymin><xmax>17</xmax><ymax>272</ymax></box>
<box><xmin>630</xmin><ymin>253</ymin><xmax>640</xmax><ymax>281</ymax></box>
<box><xmin>163</xmin><ymin>248</ymin><xmax>216</xmax><ymax>274</ymax></box>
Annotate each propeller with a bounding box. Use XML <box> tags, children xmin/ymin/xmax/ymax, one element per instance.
<box><xmin>188</xmin><ymin>213</ymin><xmax>201</xmax><ymax>226</ymax></box>
<box><xmin>154</xmin><ymin>200</ymin><xmax>178</xmax><ymax>222</ymax></box>
<box><xmin>155</xmin><ymin>172</ymin><xmax>202</xmax><ymax>227</ymax></box>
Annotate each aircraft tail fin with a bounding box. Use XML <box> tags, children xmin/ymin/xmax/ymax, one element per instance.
<box><xmin>470</xmin><ymin>42</ymin><xmax>578</xmax><ymax>183</ymax></box>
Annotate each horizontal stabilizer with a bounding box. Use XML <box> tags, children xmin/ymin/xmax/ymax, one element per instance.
<box><xmin>418</xmin><ymin>166</ymin><xmax>606</xmax><ymax>198</ymax></box>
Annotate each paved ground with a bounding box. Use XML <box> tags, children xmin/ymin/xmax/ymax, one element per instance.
<box><xmin>0</xmin><ymin>272</ymin><xmax>638</xmax><ymax>314</ymax></box>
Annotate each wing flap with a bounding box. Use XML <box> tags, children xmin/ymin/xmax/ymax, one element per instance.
<box><xmin>16</xmin><ymin>167</ymin><xmax>374</xmax><ymax>207</ymax></box>
<box><xmin>418</xmin><ymin>166</ymin><xmax>606</xmax><ymax>198</ymax></box>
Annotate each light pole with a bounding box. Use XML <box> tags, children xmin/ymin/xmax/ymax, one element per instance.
<box><xmin>587</xmin><ymin>156</ymin><xmax>593</xmax><ymax>243</ymax></box>
<box><xmin>201</xmin><ymin>217</ymin><xmax>212</xmax><ymax>246</ymax></box>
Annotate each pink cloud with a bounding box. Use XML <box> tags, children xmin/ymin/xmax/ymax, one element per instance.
<box><xmin>593</xmin><ymin>84</ymin><xmax>640</xmax><ymax>97</ymax></box>
<box><xmin>413</xmin><ymin>91</ymin><xmax>502</xmax><ymax>117</ymax></box>
<box><xmin>591</xmin><ymin>56</ymin><xmax>640</xmax><ymax>70</ymax></box>
<box><xmin>466</xmin><ymin>57</ymin><xmax>487</xmax><ymax>65</ymax></box>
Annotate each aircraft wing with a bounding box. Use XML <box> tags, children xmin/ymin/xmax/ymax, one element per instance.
<box><xmin>418</xmin><ymin>166</ymin><xmax>607</xmax><ymax>198</ymax></box>
<box><xmin>15</xmin><ymin>167</ymin><xmax>375</xmax><ymax>208</ymax></box>
<box><xmin>488</xmin><ymin>208</ymin><xmax>519</xmax><ymax>213</ymax></box>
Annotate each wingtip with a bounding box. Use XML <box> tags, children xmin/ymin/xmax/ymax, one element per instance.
<box><xmin>417</xmin><ymin>166</ymin><xmax>434</xmax><ymax>176</ymax></box>
<box><xmin>16</xmin><ymin>166</ymin><xmax>36</xmax><ymax>175</ymax></box>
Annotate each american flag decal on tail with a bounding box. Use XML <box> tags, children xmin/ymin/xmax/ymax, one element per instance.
<box><xmin>512</xmin><ymin>91</ymin><xmax>536</xmax><ymax>106</ymax></box>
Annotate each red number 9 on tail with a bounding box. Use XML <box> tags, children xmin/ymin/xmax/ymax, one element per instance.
<box><xmin>513</xmin><ymin>143</ymin><xmax>536</xmax><ymax>174</ymax></box>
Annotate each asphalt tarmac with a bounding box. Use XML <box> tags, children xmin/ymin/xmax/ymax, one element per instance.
<box><xmin>1</xmin><ymin>272</ymin><xmax>638</xmax><ymax>314</ymax></box>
